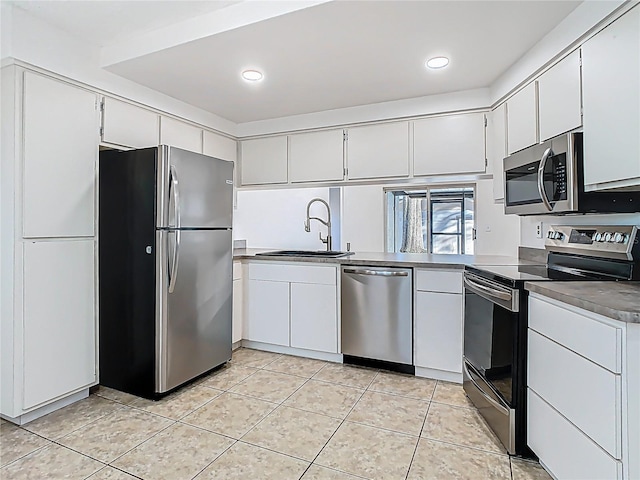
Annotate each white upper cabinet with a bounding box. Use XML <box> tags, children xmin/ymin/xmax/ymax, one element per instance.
<box><xmin>203</xmin><ymin>130</ymin><xmax>237</xmax><ymax>162</ymax></box>
<box><xmin>101</xmin><ymin>97</ymin><xmax>159</xmax><ymax>148</ymax></box>
<box><xmin>240</xmin><ymin>136</ymin><xmax>288</xmax><ymax>185</ymax></box>
<box><xmin>346</xmin><ymin>122</ymin><xmax>409</xmax><ymax>179</ymax></box>
<box><xmin>507</xmin><ymin>82</ymin><xmax>538</xmax><ymax>154</ymax></box>
<box><xmin>289</xmin><ymin>129</ymin><xmax>344</xmax><ymax>183</ymax></box>
<box><xmin>486</xmin><ymin>104</ymin><xmax>507</xmax><ymax>201</ymax></box>
<box><xmin>537</xmin><ymin>50</ymin><xmax>582</xmax><ymax>142</ymax></box>
<box><xmin>23</xmin><ymin>72</ymin><xmax>98</xmax><ymax>238</ymax></box>
<box><xmin>582</xmin><ymin>6</ymin><xmax>640</xmax><ymax>191</ymax></box>
<box><xmin>413</xmin><ymin>112</ymin><xmax>486</xmax><ymax>176</ymax></box>
<box><xmin>160</xmin><ymin>116</ymin><xmax>203</xmax><ymax>153</ymax></box>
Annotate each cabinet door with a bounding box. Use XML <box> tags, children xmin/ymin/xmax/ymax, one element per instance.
<box><xmin>160</xmin><ymin>116</ymin><xmax>203</xmax><ymax>153</ymax></box>
<box><xmin>290</xmin><ymin>129</ymin><xmax>344</xmax><ymax>183</ymax></box>
<box><xmin>486</xmin><ymin>104</ymin><xmax>507</xmax><ymax>201</ymax></box>
<box><xmin>23</xmin><ymin>72</ymin><xmax>98</xmax><ymax>238</ymax></box>
<box><xmin>413</xmin><ymin>113</ymin><xmax>485</xmax><ymax>176</ymax></box>
<box><xmin>342</xmin><ymin>185</ymin><xmax>385</xmax><ymax>252</ymax></box>
<box><xmin>507</xmin><ymin>82</ymin><xmax>538</xmax><ymax>154</ymax></box>
<box><xmin>23</xmin><ymin>240</ymin><xmax>96</xmax><ymax>409</ymax></box>
<box><xmin>346</xmin><ymin>122</ymin><xmax>409</xmax><ymax>179</ymax></box>
<box><xmin>203</xmin><ymin>130</ymin><xmax>237</xmax><ymax>162</ymax></box>
<box><xmin>582</xmin><ymin>7</ymin><xmax>640</xmax><ymax>190</ymax></box>
<box><xmin>102</xmin><ymin>97</ymin><xmax>159</xmax><ymax>148</ymax></box>
<box><xmin>290</xmin><ymin>283</ymin><xmax>338</xmax><ymax>353</ymax></box>
<box><xmin>537</xmin><ymin>50</ymin><xmax>582</xmax><ymax>142</ymax></box>
<box><xmin>240</xmin><ymin>136</ymin><xmax>288</xmax><ymax>185</ymax></box>
<box><xmin>414</xmin><ymin>291</ymin><xmax>463</xmax><ymax>373</ymax></box>
<box><xmin>246</xmin><ymin>279</ymin><xmax>289</xmax><ymax>346</ymax></box>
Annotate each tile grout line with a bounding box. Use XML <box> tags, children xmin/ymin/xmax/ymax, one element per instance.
<box><xmin>189</xmin><ymin>351</ymin><xmax>331</xmax><ymax>479</ymax></box>
<box><xmin>403</xmin><ymin>381</ymin><xmax>437</xmax><ymax>480</ymax></box>
<box><xmin>299</xmin><ymin>369</ymin><xmax>381</xmax><ymax>479</ymax></box>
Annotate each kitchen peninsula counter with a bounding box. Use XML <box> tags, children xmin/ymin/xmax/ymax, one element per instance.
<box><xmin>233</xmin><ymin>248</ymin><xmax>534</xmax><ymax>269</ymax></box>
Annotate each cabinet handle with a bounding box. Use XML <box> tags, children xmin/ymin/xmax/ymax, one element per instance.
<box><xmin>343</xmin><ymin>268</ymin><xmax>408</xmax><ymax>277</ymax></box>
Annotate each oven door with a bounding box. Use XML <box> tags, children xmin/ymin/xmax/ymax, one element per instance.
<box><xmin>463</xmin><ymin>271</ymin><xmax>519</xmax><ymax>454</ymax></box>
<box><xmin>503</xmin><ymin>133</ymin><xmax>577</xmax><ymax>215</ymax></box>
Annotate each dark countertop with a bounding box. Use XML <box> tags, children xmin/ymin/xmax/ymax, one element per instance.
<box><xmin>233</xmin><ymin>248</ymin><xmax>534</xmax><ymax>269</ymax></box>
<box><xmin>525</xmin><ymin>281</ymin><xmax>640</xmax><ymax>324</ymax></box>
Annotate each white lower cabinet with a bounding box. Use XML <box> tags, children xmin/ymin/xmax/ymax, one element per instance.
<box><xmin>290</xmin><ymin>283</ymin><xmax>338</xmax><ymax>353</ymax></box>
<box><xmin>528</xmin><ymin>389</ymin><xmax>622</xmax><ymax>480</ymax></box>
<box><xmin>413</xmin><ymin>269</ymin><xmax>463</xmax><ymax>382</ymax></box>
<box><xmin>22</xmin><ymin>240</ymin><xmax>96</xmax><ymax>409</ymax></box>
<box><xmin>245</xmin><ymin>262</ymin><xmax>339</xmax><ymax>354</ymax></box>
<box><xmin>527</xmin><ymin>294</ymin><xmax>637</xmax><ymax>480</ymax></box>
<box><xmin>232</xmin><ymin>261</ymin><xmax>243</xmax><ymax>345</ymax></box>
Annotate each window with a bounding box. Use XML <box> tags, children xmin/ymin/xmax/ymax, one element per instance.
<box><xmin>386</xmin><ymin>186</ymin><xmax>475</xmax><ymax>255</ymax></box>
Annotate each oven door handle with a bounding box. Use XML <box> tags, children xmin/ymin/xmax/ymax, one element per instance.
<box><xmin>463</xmin><ymin>276</ymin><xmax>512</xmax><ymax>302</ymax></box>
<box><xmin>463</xmin><ymin>361</ymin><xmax>510</xmax><ymax>416</ymax></box>
<box><xmin>537</xmin><ymin>147</ymin><xmax>554</xmax><ymax>212</ymax></box>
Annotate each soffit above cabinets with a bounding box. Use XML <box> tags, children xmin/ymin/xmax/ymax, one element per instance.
<box><xmin>9</xmin><ymin>0</ymin><xmax>582</xmax><ymax>124</ymax></box>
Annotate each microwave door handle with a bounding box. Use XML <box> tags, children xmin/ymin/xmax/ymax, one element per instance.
<box><xmin>537</xmin><ymin>147</ymin><xmax>554</xmax><ymax>211</ymax></box>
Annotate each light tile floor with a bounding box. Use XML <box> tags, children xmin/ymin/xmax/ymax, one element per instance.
<box><xmin>0</xmin><ymin>348</ymin><xmax>552</xmax><ymax>480</ymax></box>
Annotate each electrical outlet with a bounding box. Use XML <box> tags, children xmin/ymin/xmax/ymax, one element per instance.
<box><xmin>535</xmin><ymin>221</ymin><xmax>544</xmax><ymax>239</ymax></box>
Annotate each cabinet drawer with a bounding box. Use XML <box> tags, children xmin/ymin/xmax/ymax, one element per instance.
<box><xmin>415</xmin><ymin>269</ymin><xmax>462</xmax><ymax>293</ymax></box>
<box><xmin>249</xmin><ymin>263</ymin><xmax>336</xmax><ymax>285</ymax></box>
<box><xmin>528</xmin><ymin>389</ymin><xmax>622</xmax><ymax>480</ymax></box>
<box><xmin>528</xmin><ymin>329</ymin><xmax>622</xmax><ymax>458</ymax></box>
<box><xmin>529</xmin><ymin>296</ymin><xmax>622</xmax><ymax>373</ymax></box>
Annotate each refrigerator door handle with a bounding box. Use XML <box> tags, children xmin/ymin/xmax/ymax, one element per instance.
<box><xmin>169</xmin><ymin>165</ymin><xmax>181</xmax><ymax>228</ymax></box>
<box><xmin>168</xmin><ymin>166</ymin><xmax>181</xmax><ymax>293</ymax></box>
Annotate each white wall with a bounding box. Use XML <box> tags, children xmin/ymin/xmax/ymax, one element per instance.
<box><xmin>2</xmin><ymin>5</ymin><xmax>236</xmax><ymax>136</ymax></box>
<box><xmin>234</xmin><ymin>188</ymin><xmax>331</xmax><ymax>250</ymax></box>
<box><xmin>474</xmin><ymin>179</ymin><xmax>520</xmax><ymax>257</ymax></box>
<box><xmin>520</xmin><ymin>213</ymin><xmax>640</xmax><ymax>249</ymax></box>
<box><xmin>237</xmin><ymin>88</ymin><xmax>490</xmax><ymax>137</ymax></box>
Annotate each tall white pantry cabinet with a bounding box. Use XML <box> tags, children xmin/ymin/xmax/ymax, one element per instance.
<box><xmin>1</xmin><ymin>67</ymin><xmax>99</xmax><ymax>424</ymax></box>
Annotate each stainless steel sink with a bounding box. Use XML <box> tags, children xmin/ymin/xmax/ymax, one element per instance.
<box><xmin>255</xmin><ymin>250</ymin><xmax>355</xmax><ymax>258</ymax></box>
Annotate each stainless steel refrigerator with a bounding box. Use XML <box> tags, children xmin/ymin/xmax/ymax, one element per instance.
<box><xmin>99</xmin><ymin>145</ymin><xmax>233</xmax><ymax>398</ymax></box>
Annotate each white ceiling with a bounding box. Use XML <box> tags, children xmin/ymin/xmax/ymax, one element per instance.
<box><xmin>10</xmin><ymin>1</ymin><xmax>582</xmax><ymax>124</ymax></box>
<box><xmin>10</xmin><ymin>0</ymin><xmax>240</xmax><ymax>47</ymax></box>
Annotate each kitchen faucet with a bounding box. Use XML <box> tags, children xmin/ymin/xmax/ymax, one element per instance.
<box><xmin>304</xmin><ymin>198</ymin><xmax>332</xmax><ymax>251</ymax></box>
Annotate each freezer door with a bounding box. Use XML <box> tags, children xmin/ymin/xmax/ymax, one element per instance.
<box><xmin>158</xmin><ymin>146</ymin><xmax>234</xmax><ymax>229</ymax></box>
<box><xmin>156</xmin><ymin>229</ymin><xmax>232</xmax><ymax>393</ymax></box>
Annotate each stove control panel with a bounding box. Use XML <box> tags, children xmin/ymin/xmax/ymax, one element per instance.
<box><xmin>545</xmin><ymin>225</ymin><xmax>638</xmax><ymax>260</ymax></box>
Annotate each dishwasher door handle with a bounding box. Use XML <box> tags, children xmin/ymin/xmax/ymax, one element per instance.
<box><xmin>343</xmin><ymin>268</ymin><xmax>409</xmax><ymax>277</ymax></box>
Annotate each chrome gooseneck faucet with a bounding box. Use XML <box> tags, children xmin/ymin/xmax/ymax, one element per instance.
<box><xmin>305</xmin><ymin>198</ymin><xmax>332</xmax><ymax>251</ymax></box>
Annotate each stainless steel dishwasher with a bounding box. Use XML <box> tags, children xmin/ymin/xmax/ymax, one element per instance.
<box><xmin>341</xmin><ymin>266</ymin><xmax>413</xmax><ymax>369</ymax></box>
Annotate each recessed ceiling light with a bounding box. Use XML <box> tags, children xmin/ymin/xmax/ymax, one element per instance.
<box><xmin>242</xmin><ymin>70</ymin><xmax>263</xmax><ymax>82</ymax></box>
<box><xmin>426</xmin><ymin>57</ymin><xmax>450</xmax><ymax>69</ymax></box>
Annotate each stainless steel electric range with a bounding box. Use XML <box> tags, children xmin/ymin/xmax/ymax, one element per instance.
<box><xmin>462</xmin><ymin>225</ymin><xmax>639</xmax><ymax>457</ymax></box>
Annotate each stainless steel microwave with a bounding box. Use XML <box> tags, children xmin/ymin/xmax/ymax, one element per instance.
<box><xmin>503</xmin><ymin>132</ymin><xmax>639</xmax><ymax>215</ymax></box>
